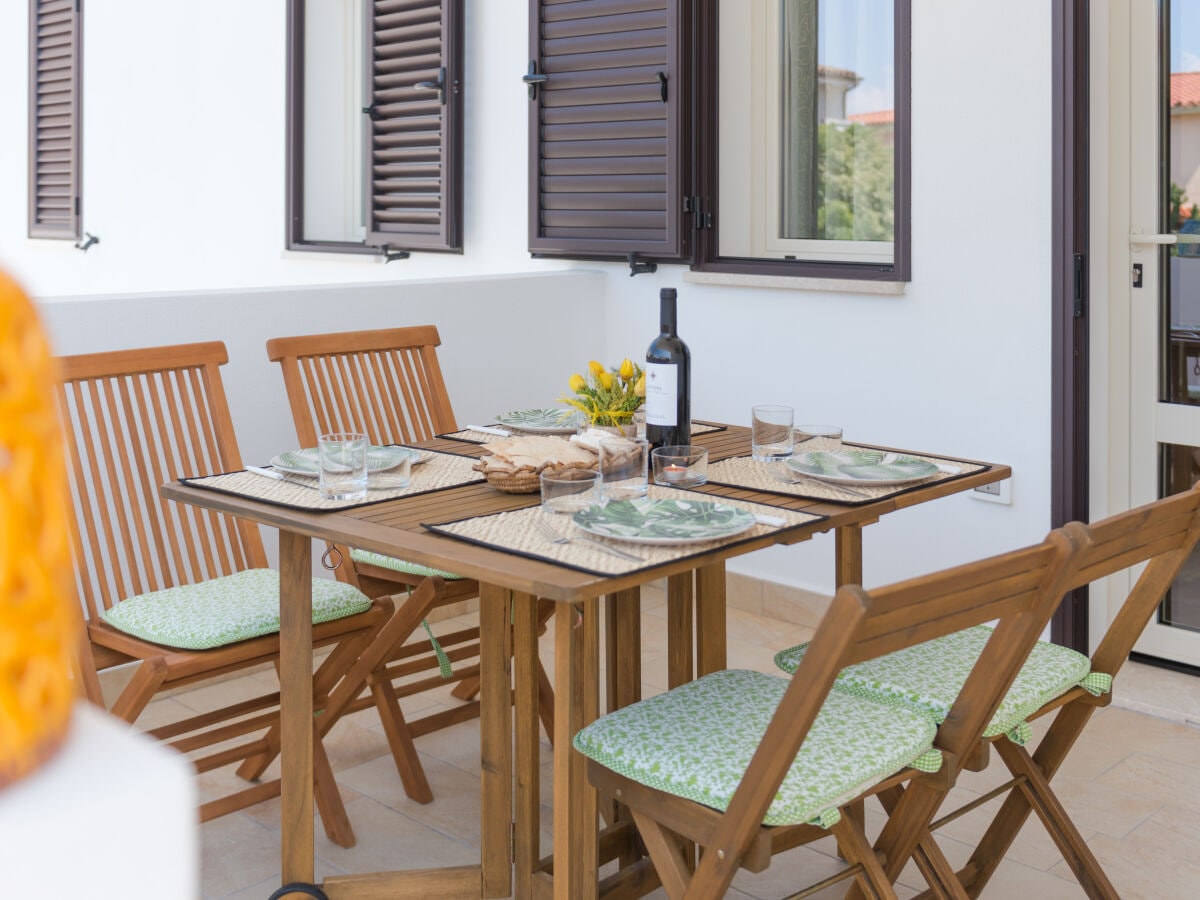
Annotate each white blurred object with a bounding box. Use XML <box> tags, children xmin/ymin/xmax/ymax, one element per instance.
<box><xmin>0</xmin><ymin>702</ymin><xmax>198</xmax><ymax>899</ymax></box>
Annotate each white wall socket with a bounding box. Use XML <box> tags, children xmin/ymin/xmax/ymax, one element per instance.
<box><xmin>972</xmin><ymin>478</ymin><xmax>1012</xmax><ymax>505</ymax></box>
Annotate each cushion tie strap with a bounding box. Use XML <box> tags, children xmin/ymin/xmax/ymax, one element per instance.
<box><xmin>1080</xmin><ymin>672</ymin><xmax>1113</xmax><ymax>696</ymax></box>
<box><xmin>421</xmin><ymin>619</ymin><xmax>453</xmax><ymax>678</ymax></box>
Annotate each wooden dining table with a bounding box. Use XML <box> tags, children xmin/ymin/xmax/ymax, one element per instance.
<box><xmin>160</xmin><ymin>425</ymin><xmax>1009</xmax><ymax>900</ymax></box>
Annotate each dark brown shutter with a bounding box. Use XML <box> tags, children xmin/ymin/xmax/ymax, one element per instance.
<box><xmin>28</xmin><ymin>0</ymin><xmax>81</xmax><ymax>240</ymax></box>
<box><xmin>365</xmin><ymin>0</ymin><xmax>463</xmax><ymax>252</ymax></box>
<box><xmin>528</xmin><ymin>0</ymin><xmax>684</xmax><ymax>259</ymax></box>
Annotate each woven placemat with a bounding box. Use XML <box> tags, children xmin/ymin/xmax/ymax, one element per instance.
<box><xmin>706</xmin><ymin>445</ymin><xmax>988</xmax><ymax>506</ymax></box>
<box><xmin>424</xmin><ymin>485</ymin><xmax>821</xmax><ymax>577</ymax></box>
<box><xmin>441</xmin><ymin>420</ymin><xmax>727</xmax><ymax>444</ymax></box>
<box><xmin>181</xmin><ymin>449</ymin><xmax>485</xmax><ymax>512</ymax></box>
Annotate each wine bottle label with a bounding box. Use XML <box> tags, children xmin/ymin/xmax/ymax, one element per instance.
<box><xmin>645</xmin><ymin>362</ymin><xmax>678</xmax><ymax>426</ymax></box>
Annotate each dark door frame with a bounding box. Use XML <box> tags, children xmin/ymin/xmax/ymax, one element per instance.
<box><xmin>1051</xmin><ymin>0</ymin><xmax>1090</xmax><ymax>651</ymax></box>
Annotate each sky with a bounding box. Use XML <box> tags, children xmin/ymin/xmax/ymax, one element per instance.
<box><xmin>1173</xmin><ymin>0</ymin><xmax>1200</xmax><ymax>72</ymax></box>
<box><xmin>818</xmin><ymin>0</ymin><xmax>894</xmax><ymax>115</ymax></box>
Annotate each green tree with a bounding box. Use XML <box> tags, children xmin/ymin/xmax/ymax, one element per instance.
<box><xmin>815</xmin><ymin>123</ymin><xmax>894</xmax><ymax>242</ymax></box>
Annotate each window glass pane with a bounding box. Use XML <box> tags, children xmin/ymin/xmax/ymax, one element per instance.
<box><xmin>1160</xmin><ymin>443</ymin><xmax>1200</xmax><ymax>633</ymax></box>
<box><xmin>718</xmin><ymin>0</ymin><xmax>895</xmax><ymax>263</ymax></box>
<box><xmin>301</xmin><ymin>0</ymin><xmax>366</xmax><ymax>244</ymax></box>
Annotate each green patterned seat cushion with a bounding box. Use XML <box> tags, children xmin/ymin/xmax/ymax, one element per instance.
<box><xmin>573</xmin><ymin>669</ymin><xmax>941</xmax><ymax>828</ymax></box>
<box><xmin>774</xmin><ymin>625</ymin><xmax>1112</xmax><ymax>743</ymax></box>
<box><xmin>101</xmin><ymin>568</ymin><xmax>372</xmax><ymax>650</ymax></box>
<box><xmin>350</xmin><ymin>549</ymin><xmax>465</xmax><ymax>582</ymax></box>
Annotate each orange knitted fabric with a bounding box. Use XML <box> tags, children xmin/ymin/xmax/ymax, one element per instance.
<box><xmin>0</xmin><ymin>269</ymin><xmax>79</xmax><ymax>788</ymax></box>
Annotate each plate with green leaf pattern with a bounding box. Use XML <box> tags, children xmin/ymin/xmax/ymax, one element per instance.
<box><xmin>785</xmin><ymin>450</ymin><xmax>938</xmax><ymax>486</ymax></box>
<box><xmin>269</xmin><ymin>446</ymin><xmax>426</xmax><ymax>475</ymax></box>
<box><xmin>495</xmin><ymin>408</ymin><xmax>582</xmax><ymax>434</ymax></box>
<box><xmin>572</xmin><ymin>498</ymin><xmax>757</xmax><ymax>546</ymax></box>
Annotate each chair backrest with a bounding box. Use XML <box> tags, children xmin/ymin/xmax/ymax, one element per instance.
<box><xmin>266</xmin><ymin>326</ymin><xmax>458</xmax><ymax>447</ymax></box>
<box><xmin>56</xmin><ymin>342</ymin><xmax>267</xmax><ymax>623</ymax></box>
<box><xmin>1065</xmin><ymin>484</ymin><xmax>1200</xmax><ymax>677</ymax></box>
<box><xmin>714</xmin><ymin>529</ymin><xmax>1080</xmax><ymax>850</ymax></box>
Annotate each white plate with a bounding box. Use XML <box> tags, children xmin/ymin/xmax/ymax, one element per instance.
<box><xmin>572</xmin><ymin>498</ymin><xmax>757</xmax><ymax>546</ymax></box>
<box><xmin>269</xmin><ymin>446</ymin><xmax>427</xmax><ymax>476</ymax></box>
<box><xmin>494</xmin><ymin>408</ymin><xmax>581</xmax><ymax>434</ymax></box>
<box><xmin>785</xmin><ymin>450</ymin><xmax>939</xmax><ymax>486</ymax></box>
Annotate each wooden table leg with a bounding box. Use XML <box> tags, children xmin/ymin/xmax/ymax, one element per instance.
<box><xmin>513</xmin><ymin>592</ymin><xmax>541</xmax><ymax>900</ymax></box>
<box><xmin>278</xmin><ymin>530</ymin><xmax>314</xmax><ymax>887</ymax></box>
<box><xmin>480</xmin><ymin>584</ymin><xmax>513</xmax><ymax>899</ymax></box>
<box><xmin>606</xmin><ymin>589</ymin><xmax>642</xmax><ymax>870</ymax></box>
<box><xmin>666</xmin><ymin>573</ymin><xmax>694</xmax><ymax>689</ymax></box>
<box><xmin>695</xmin><ymin>562</ymin><xmax>727</xmax><ymax>677</ymax></box>
<box><xmin>553</xmin><ymin>600</ymin><xmax>599</xmax><ymax>900</ymax></box>
<box><xmin>835</xmin><ymin>524</ymin><xmax>864</xmax><ymax>588</ymax></box>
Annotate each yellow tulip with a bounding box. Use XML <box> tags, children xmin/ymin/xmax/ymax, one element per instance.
<box><xmin>634</xmin><ymin>373</ymin><xmax>646</xmax><ymax>397</ymax></box>
<box><xmin>619</xmin><ymin>358</ymin><xmax>634</xmax><ymax>380</ymax></box>
<box><xmin>588</xmin><ymin>360</ymin><xmax>604</xmax><ymax>378</ymax></box>
<box><xmin>568</xmin><ymin>373</ymin><xmax>587</xmax><ymax>394</ymax></box>
<box><xmin>598</xmin><ymin>370</ymin><xmax>614</xmax><ymax>390</ymax></box>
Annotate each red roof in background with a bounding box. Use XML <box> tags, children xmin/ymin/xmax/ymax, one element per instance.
<box><xmin>1173</xmin><ymin>72</ymin><xmax>1200</xmax><ymax>108</ymax></box>
<box><xmin>848</xmin><ymin>109</ymin><xmax>895</xmax><ymax>126</ymax></box>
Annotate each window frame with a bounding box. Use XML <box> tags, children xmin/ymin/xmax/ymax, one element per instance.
<box><xmin>28</xmin><ymin>0</ymin><xmax>83</xmax><ymax>241</ymax></box>
<box><xmin>693</xmin><ymin>0</ymin><xmax>911</xmax><ymax>282</ymax></box>
<box><xmin>285</xmin><ymin>0</ymin><xmax>464</xmax><ymax>257</ymax></box>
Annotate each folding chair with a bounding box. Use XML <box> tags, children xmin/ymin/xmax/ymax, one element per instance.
<box><xmin>574</xmin><ymin>526</ymin><xmax>1082</xmax><ymax>899</ymax></box>
<box><xmin>776</xmin><ymin>485</ymin><xmax>1200</xmax><ymax>899</ymax></box>
<box><xmin>265</xmin><ymin>326</ymin><xmax>555</xmax><ymax>803</ymax></box>
<box><xmin>58</xmin><ymin>341</ymin><xmax>394</xmax><ymax>847</ymax></box>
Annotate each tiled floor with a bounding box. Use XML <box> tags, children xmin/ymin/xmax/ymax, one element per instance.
<box><xmin>173</xmin><ymin>583</ymin><xmax>1200</xmax><ymax>899</ymax></box>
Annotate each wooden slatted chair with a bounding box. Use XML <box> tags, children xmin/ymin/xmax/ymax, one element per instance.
<box><xmin>57</xmin><ymin>341</ymin><xmax>394</xmax><ymax>847</ymax></box>
<box><xmin>775</xmin><ymin>485</ymin><xmax>1200</xmax><ymax>899</ymax></box>
<box><xmin>574</xmin><ymin>526</ymin><xmax>1083</xmax><ymax>899</ymax></box>
<box><xmin>264</xmin><ymin>326</ymin><xmax>555</xmax><ymax>803</ymax></box>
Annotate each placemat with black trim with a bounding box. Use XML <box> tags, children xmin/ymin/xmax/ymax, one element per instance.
<box><xmin>440</xmin><ymin>419</ymin><xmax>729</xmax><ymax>444</ymax></box>
<box><xmin>423</xmin><ymin>485</ymin><xmax>822</xmax><ymax>577</ymax></box>
<box><xmin>706</xmin><ymin>444</ymin><xmax>989</xmax><ymax>507</ymax></box>
<box><xmin>180</xmin><ymin>449</ymin><xmax>485</xmax><ymax>512</ymax></box>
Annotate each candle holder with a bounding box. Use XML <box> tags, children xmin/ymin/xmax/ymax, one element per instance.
<box><xmin>651</xmin><ymin>445</ymin><xmax>708</xmax><ymax>487</ymax></box>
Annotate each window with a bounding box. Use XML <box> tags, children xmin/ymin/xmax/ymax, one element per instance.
<box><xmin>526</xmin><ymin>0</ymin><xmax>910</xmax><ymax>281</ymax></box>
<box><xmin>287</xmin><ymin>0</ymin><xmax>463</xmax><ymax>256</ymax></box>
<box><xmin>28</xmin><ymin>0</ymin><xmax>82</xmax><ymax>241</ymax></box>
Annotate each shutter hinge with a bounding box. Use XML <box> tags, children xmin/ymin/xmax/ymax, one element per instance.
<box><xmin>378</xmin><ymin>247</ymin><xmax>410</xmax><ymax>263</ymax></box>
<box><xmin>414</xmin><ymin>67</ymin><xmax>447</xmax><ymax>105</ymax></box>
<box><xmin>523</xmin><ymin>61</ymin><xmax>548</xmax><ymax>100</ymax></box>
<box><xmin>1073</xmin><ymin>252</ymin><xmax>1085</xmax><ymax>318</ymax></box>
<box><xmin>657</xmin><ymin>71</ymin><xmax>668</xmax><ymax>103</ymax></box>
<box><xmin>687</xmin><ymin>196</ymin><xmax>712</xmax><ymax>230</ymax></box>
<box><xmin>628</xmin><ymin>253</ymin><xmax>657</xmax><ymax>277</ymax></box>
<box><xmin>362</xmin><ymin>104</ymin><xmax>380</xmax><ymax>121</ymax></box>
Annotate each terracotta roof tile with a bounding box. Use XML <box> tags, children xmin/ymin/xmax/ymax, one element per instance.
<box><xmin>848</xmin><ymin>109</ymin><xmax>895</xmax><ymax>126</ymax></box>
<box><xmin>1172</xmin><ymin>71</ymin><xmax>1200</xmax><ymax>108</ymax></box>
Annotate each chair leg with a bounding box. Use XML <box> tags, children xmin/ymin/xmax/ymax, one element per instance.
<box><xmin>109</xmin><ymin>657</ymin><xmax>168</xmax><ymax>722</ymax></box>
<box><xmin>450</xmin><ymin>674</ymin><xmax>481</xmax><ymax>701</ymax></box>
<box><xmin>629</xmin><ymin>808</ymin><xmax>692</xmax><ymax>899</ymax></box>
<box><xmin>312</xmin><ymin>721</ymin><xmax>356</xmax><ymax>848</ymax></box>
<box><xmin>370</xmin><ymin>672</ymin><xmax>433</xmax><ymax>804</ymax></box>
<box><xmin>830</xmin><ymin>814</ymin><xmax>899</xmax><ymax>900</ymax></box>
<box><xmin>876</xmin><ymin>785</ymin><xmax>968</xmax><ymax>899</ymax></box>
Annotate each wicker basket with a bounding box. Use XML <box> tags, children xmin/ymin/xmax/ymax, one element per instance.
<box><xmin>485</xmin><ymin>470</ymin><xmax>542</xmax><ymax>494</ymax></box>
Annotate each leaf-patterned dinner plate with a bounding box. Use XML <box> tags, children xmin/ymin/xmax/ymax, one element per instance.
<box><xmin>572</xmin><ymin>498</ymin><xmax>756</xmax><ymax>546</ymax></box>
<box><xmin>269</xmin><ymin>446</ymin><xmax>426</xmax><ymax>476</ymax></box>
<box><xmin>495</xmin><ymin>408</ymin><xmax>581</xmax><ymax>434</ymax></box>
<box><xmin>785</xmin><ymin>450</ymin><xmax>938</xmax><ymax>486</ymax></box>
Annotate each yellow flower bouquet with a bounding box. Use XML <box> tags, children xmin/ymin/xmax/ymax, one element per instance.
<box><xmin>562</xmin><ymin>358</ymin><xmax>646</xmax><ymax>427</ymax></box>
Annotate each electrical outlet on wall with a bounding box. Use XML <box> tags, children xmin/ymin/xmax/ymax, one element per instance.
<box><xmin>972</xmin><ymin>478</ymin><xmax>1012</xmax><ymax>505</ymax></box>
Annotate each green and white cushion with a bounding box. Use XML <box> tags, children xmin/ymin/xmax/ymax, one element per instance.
<box><xmin>573</xmin><ymin>669</ymin><xmax>941</xmax><ymax>829</ymax></box>
<box><xmin>350</xmin><ymin>549</ymin><xmax>465</xmax><ymax>582</ymax></box>
<box><xmin>774</xmin><ymin>625</ymin><xmax>1112</xmax><ymax>744</ymax></box>
<box><xmin>101</xmin><ymin>568</ymin><xmax>372</xmax><ymax>650</ymax></box>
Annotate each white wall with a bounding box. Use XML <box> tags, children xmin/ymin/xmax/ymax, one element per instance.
<box><xmin>0</xmin><ymin>1</ymin><xmax>1056</xmax><ymax>596</ymax></box>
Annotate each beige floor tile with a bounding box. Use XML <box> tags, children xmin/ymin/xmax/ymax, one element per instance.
<box><xmin>199</xmin><ymin>811</ymin><xmax>340</xmax><ymax>899</ymax></box>
<box><xmin>1094</xmin><ymin>750</ymin><xmax>1200</xmax><ymax>811</ymax></box>
<box><xmin>1050</xmin><ymin>815</ymin><xmax>1200</xmax><ymax>899</ymax></box>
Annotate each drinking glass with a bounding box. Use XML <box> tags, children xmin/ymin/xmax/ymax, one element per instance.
<box><xmin>368</xmin><ymin>451</ymin><xmax>413</xmax><ymax>490</ymax></box>
<box><xmin>651</xmin><ymin>445</ymin><xmax>708</xmax><ymax>487</ymax></box>
<box><xmin>319</xmin><ymin>432</ymin><xmax>368</xmax><ymax>500</ymax></box>
<box><xmin>751</xmin><ymin>405</ymin><xmax>794</xmax><ymax>461</ymax></box>
<box><xmin>795</xmin><ymin>424</ymin><xmax>844</xmax><ymax>451</ymax></box>
<box><xmin>540</xmin><ymin>469</ymin><xmax>601</xmax><ymax>514</ymax></box>
<box><xmin>599</xmin><ymin>436</ymin><xmax>649</xmax><ymax>501</ymax></box>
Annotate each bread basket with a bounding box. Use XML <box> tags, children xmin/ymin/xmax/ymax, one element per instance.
<box><xmin>484</xmin><ymin>469</ymin><xmax>543</xmax><ymax>494</ymax></box>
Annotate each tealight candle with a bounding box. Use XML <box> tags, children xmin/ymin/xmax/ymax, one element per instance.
<box><xmin>662</xmin><ymin>464</ymin><xmax>688</xmax><ymax>482</ymax></box>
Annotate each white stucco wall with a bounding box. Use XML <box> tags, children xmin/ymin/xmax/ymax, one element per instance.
<box><xmin>0</xmin><ymin>1</ymin><xmax>1055</xmax><ymax>596</ymax></box>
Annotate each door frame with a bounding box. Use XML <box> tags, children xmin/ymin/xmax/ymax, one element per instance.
<box><xmin>1051</xmin><ymin>0</ymin><xmax>1090</xmax><ymax>651</ymax></box>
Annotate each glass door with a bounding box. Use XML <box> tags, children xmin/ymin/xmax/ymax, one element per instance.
<box><xmin>1125</xmin><ymin>0</ymin><xmax>1200</xmax><ymax>665</ymax></box>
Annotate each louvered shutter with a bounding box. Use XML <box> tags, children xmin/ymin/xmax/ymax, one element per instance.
<box><xmin>528</xmin><ymin>0</ymin><xmax>684</xmax><ymax>259</ymax></box>
<box><xmin>28</xmin><ymin>0</ymin><xmax>81</xmax><ymax>240</ymax></box>
<box><xmin>364</xmin><ymin>0</ymin><xmax>463</xmax><ymax>252</ymax></box>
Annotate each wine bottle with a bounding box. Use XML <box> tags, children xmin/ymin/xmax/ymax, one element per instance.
<box><xmin>645</xmin><ymin>287</ymin><xmax>691</xmax><ymax>450</ymax></box>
